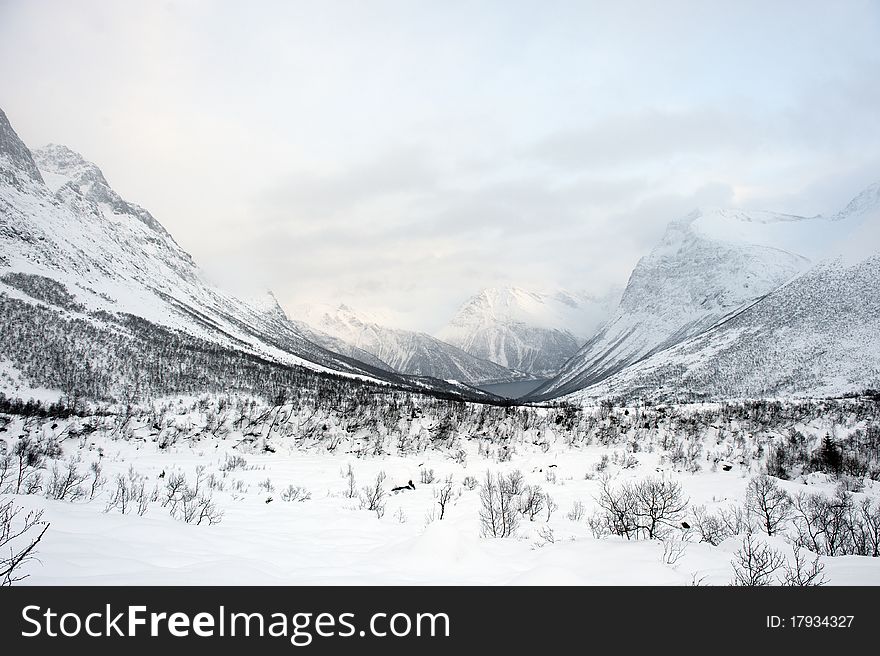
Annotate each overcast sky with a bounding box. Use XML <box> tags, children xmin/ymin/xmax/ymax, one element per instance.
<box><xmin>2</xmin><ymin>0</ymin><xmax>879</xmax><ymax>331</ymax></box>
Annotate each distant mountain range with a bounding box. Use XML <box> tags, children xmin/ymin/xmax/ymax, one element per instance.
<box><xmin>291</xmin><ymin>302</ymin><xmax>525</xmax><ymax>384</ymax></box>
<box><xmin>2</xmin><ymin>104</ymin><xmax>877</xmax><ymax>406</ymax></box>
<box><xmin>436</xmin><ymin>287</ymin><xmax>619</xmax><ymax>378</ymax></box>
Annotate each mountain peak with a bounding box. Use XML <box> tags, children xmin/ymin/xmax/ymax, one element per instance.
<box><xmin>832</xmin><ymin>181</ymin><xmax>880</xmax><ymax>222</ymax></box>
<box><xmin>31</xmin><ymin>143</ymin><xmax>173</xmax><ymax>238</ymax></box>
<box><xmin>0</xmin><ymin>107</ymin><xmax>44</xmax><ymax>185</ymax></box>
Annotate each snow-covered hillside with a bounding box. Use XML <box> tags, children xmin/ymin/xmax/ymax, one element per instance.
<box><xmin>294</xmin><ymin>303</ymin><xmax>524</xmax><ymax>384</ymax></box>
<box><xmin>437</xmin><ymin>287</ymin><xmax>618</xmax><ymax>377</ymax></box>
<box><xmin>530</xmin><ymin>192</ymin><xmax>876</xmax><ymax>401</ymax></box>
<box><xmin>0</xmin><ymin>108</ymin><xmax>494</xmax><ymax>403</ymax></box>
<box><xmin>560</xmin><ymin>208</ymin><xmax>880</xmax><ymax>403</ymax></box>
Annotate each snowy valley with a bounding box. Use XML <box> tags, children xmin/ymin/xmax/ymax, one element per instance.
<box><xmin>1</xmin><ymin>103</ymin><xmax>880</xmax><ymax>587</ymax></box>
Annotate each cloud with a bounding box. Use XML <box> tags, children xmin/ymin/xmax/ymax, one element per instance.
<box><xmin>2</xmin><ymin>0</ymin><xmax>879</xmax><ymax>331</ymax></box>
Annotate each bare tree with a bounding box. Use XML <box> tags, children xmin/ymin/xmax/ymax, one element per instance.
<box><xmin>594</xmin><ymin>476</ymin><xmax>688</xmax><ymax>540</ymax></box>
<box><xmin>747</xmin><ymin>475</ymin><xmax>792</xmax><ymax>536</ymax></box>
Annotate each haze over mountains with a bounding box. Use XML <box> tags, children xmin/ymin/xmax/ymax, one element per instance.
<box><xmin>0</xmin><ymin>107</ymin><xmax>498</xmax><ymax>403</ymax></box>
<box><xmin>1</xmin><ymin>103</ymin><xmax>877</xmax><ymax>406</ymax></box>
<box><xmin>530</xmin><ymin>186</ymin><xmax>880</xmax><ymax>401</ymax></box>
<box><xmin>292</xmin><ymin>302</ymin><xmax>524</xmax><ymax>384</ymax></box>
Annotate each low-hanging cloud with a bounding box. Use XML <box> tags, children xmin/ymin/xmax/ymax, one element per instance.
<box><xmin>1</xmin><ymin>0</ymin><xmax>879</xmax><ymax>331</ymax></box>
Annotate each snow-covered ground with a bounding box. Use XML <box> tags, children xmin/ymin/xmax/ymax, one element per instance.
<box><xmin>4</xmin><ymin>397</ymin><xmax>879</xmax><ymax>586</ymax></box>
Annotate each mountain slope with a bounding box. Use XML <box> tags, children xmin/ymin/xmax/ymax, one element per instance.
<box><xmin>294</xmin><ymin>303</ymin><xmax>524</xmax><ymax>384</ymax></box>
<box><xmin>527</xmin><ymin>203</ymin><xmax>867</xmax><ymax>400</ymax></box>
<box><xmin>532</xmin><ymin>185</ymin><xmax>880</xmax><ymax>402</ymax></box>
<box><xmin>559</xmin><ymin>234</ymin><xmax>880</xmax><ymax>403</ymax></box>
<box><xmin>437</xmin><ymin>287</ymin><xmax>618</xmax><ymax>377</ymax></box>
<box><xmin>0</xmin><ymin>108</ymin><xmax>497</xmax><ymax>403</ymax></box>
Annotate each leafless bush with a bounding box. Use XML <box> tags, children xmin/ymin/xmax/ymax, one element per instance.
<box><xmin>593</xmin><ymin>476</ymin><xmax>688</xmax><ymax>540</ymax></box>
<box><xmin>0</xmin><ymin>454</ymin><xmax>12</xmax><ymax>492</ymax></box>
<box><xmin>342</xmin><ymin>464</ymin><xmax>357</xmax><ymax>498</ymax></box>
<box><xmin>420</xmin><ymin>468</ymin><xmax>436</xmax><ymax>485</ymax></box>
<box><xmin>478</xmin><ymin>470</ymin><xmax>522</xmax><ymax>538</ymax></box>
<box><xmin>691</xmin><ymin>503</ymin><xmax>756</xmax><ymax>546</ymax></box>
<box><xmin>11</xmin><ymin>437</ymin><xmax>44</xmax><ymax>495</ymax></box>
<box><xmin>660</xmin><ymin>537</ymin><xmax>687</xmax><ymax>566</ymax></box>
<box><xmin>782</xmin><ymin>545</ymin><xmax>826</xmax><ymax>586</ymax></box>
<box><xmin>746</xmin><ymin>475</ymin><xmax>792</xmax><ymax>536</ymax></box>
<box><xmin>44</xmin><ymin>455</ymin><xmax>88</xmax><ymax>501</ymax></box>
<box><xmin>518</xmin><ymin>484</ymin><xmax>545</xmax><ymax>522</ymax></box>
<box><xmin>219</xmin><ymin>454</ymin><xmax>248</xmax><ymax>472</ymax></box>
<box><xmin>104</xmin><ymin>467</ymin><xmax>150</xmax><ymax>516</ymax></box>
<box><xmin>360</xmin><ymin>471</ymin><xmax>387</xmax><ymax>518</ymax></box>
<box><xmin>567</xmin><ymin>500</ymin><xmax>586</xmax><ymax>522</ymax></box>
<box><xmin>280</xmin><ymin>485</ymin><xmax>311</xmax><ymax>502</ymax></box>
<box><xmin>792</xmin><ymin>487</ymin><xmax>880</xmax><ymax>557</ymax></box>
<box><xmin>0</xmin><ymin>499</ymin><xmax>49</xmax><ymax>585</ymax></box>
<box><xmin>161</xmin><ymin>467</ymin><xmax>223</xmax><ymax>525</ymax></box>
<box><xmin>435</xmin><ymin>475</ymin><xmax>455</xmax><ymax>520</ymax></box>
<box><xmin>257</xmin><ymin>477</ymin><xmax>274</xmax><ymax>493</ymax></box>
<box><xmin>535</xmin><ymin>525</ymin><xmax>556</xmax><ymax>547</ymax></box>
<box><xmin>730</xmin><ymin>534</ymin><xmax>785</xmax><ymax>586</ymax></box>
<box><xmin>544</xmin><ymin>493</ymin><xmax>558</xmax><ymax>522</ymax></box>
<box><xmin>462</xmin><ymin>475</ymin><xmax>478</xmax><ymax>491</ymax></box>
<box><xmin>88</xmin><ymin>461</ymin><xmax>106</xmax><ymax>500</ymax></box>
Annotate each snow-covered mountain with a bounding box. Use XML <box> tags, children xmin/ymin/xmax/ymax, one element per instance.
<box><xmin>293</xmin><ymin>302</ymin><xmax>524</xmax><ymax>384</ymax></box>
<box><xmin>436</xmin><ymin>287</ymin><xmax>618</xmax><ymax>378</ymax></box>
<box><xmin>559</xmin><ymin>211</ymin><xmax>880</xmax><ymax>403</ymax></box>
<box><xmin>531</xmin><ymin>186</ymin><xmax>880</xmax><ymax>401</ymax></box>
<box><xmin>0</xmin><ymin>108</ymin><xmax>496</xmax><ymax>403</ymax></box>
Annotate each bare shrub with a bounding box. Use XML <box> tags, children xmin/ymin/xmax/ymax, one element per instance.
<box><xmin>518</xmin><ymin>484</ymin><xmax>545</xmax><ymax>522</ymax></box>
<box><xmin>12</xmin><ymin>437</ymin><xmax>44</xmax><ymax>495</ymax></box>
<box><xmin>219</xmin><ymin>454</ymin><xmax>248</xmax><ymax>472</ymax></box>
<box><xmin>462</xmin><ymin>475</ymin><xmax>478</xmax><ymax>491</ymax></box>
<box><xmin>0</xmin><ymin>499</ymin><xmax>49</xmax><ymax>585</ymax></box>
<box><xmin>161</xmin><ymin>467</ymin><xmax>222</xmax><ymax>525</ymax></box>
<box><xmin>104</xmin><ymin>467</ymin><xmax>150</xmax><ymax>516</ymax></box>
<box><xmin>746</xmin><ymin>475</ymin><xmax>792</xmax><ymax>537</ymax></box>
<box><xmin>360</xmin><ymin>471</ymin><xmax>387</xmax><ymax>518</ymax></box>
<box><xmin>791</xmin><ymin>487</ymin><xmax>880</xmax><ymax>557</ymax></box>
<box><xmin>691</xmin><ymin>503</ymin><xmax>755</xmax><ymax>546</ymax></box>
<box><xmin>782</xmin><ymin>545</ymin><xmax>826</xmax><ymax>586</ymax></box>
<box><xmin>44</xmin><ymin>456</ymin><xmax>88</xmax><ymax>501</ymax></box>
<box><xmin>730</xmin><ymin>534</ymin><xmax>785</xmax><ymax>586</ymax></box>
<box><xmin>88</xmin><ymin>461</ymin><xmax>106</xmax><ymax>500</ymax></box>
<box><xmin>342</xmin><ymin>464</ymin><xmax>357</xmax><ymax>498</ymax></box>
<box><xmin>567</xmin><ymin>500</ymin><xmax>586</xmax><ymax>522</ymax></box>
<box><xmin>419</xmin><ymin>468</ymin><xmax>436</xmax><ymax>485</ymax></box>
<box><xmin>660</xmin><ymin>537</ymin><xmax>687</xmax><ymax>566</ymax></box>
<box><xmin>435</xmin><ymin>475</ymin><xmax>455</xmax><ymax>520</ymax></box>
<box><xmin>478</xmin><ymin>470</ymin><xmax>522</xmax><ymax>538</ymax></box>
<box><xmin>593</xmin><ymin>476</ymin><xmax>688</xmax><ymax>540</ymax></box>
<box><xmin>544</xmin><ymin>493</ymin><xmax>558</xmax><ymax>522</ymax></box>
<box><xmin>280</xmin><ymin>485</ymin><xmax>311</xmax><ymax>502</ymax></box>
